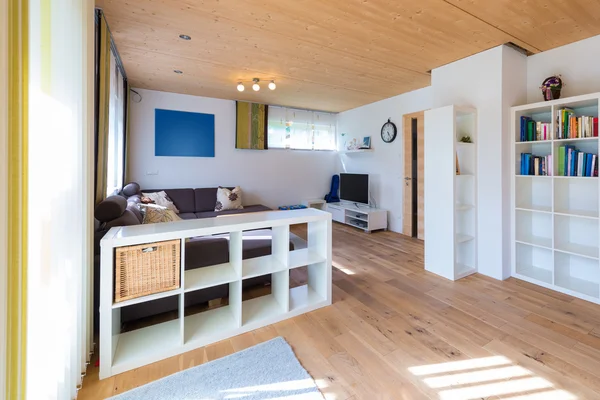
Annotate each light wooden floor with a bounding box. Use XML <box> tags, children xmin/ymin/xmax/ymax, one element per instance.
<box><xmin>80</xmin><ymin>223</ymin><xmax>600</xmax><ymax>399</ymax></box>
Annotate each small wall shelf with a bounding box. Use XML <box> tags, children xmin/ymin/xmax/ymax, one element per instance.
<box><xmin>339</xmin><ymin>148</ymin><xmax>373</xmax><ymax>154</ymax></box>
<box><xmin>511</xmin><ymin>92</ymin><xmax>600</xmax><ymax>305</ymax></box>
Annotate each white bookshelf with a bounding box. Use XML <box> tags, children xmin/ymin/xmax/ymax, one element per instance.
<box><xmin>100</xmin><ymin>209</ymin><xmax>332</xmax><ymax>379</ymax></box>
<box><xmin>511</xmin><ymin>92</ymin><xmax>600</xmax><ymax>304</ymax></box>
<box><xmin>424</xmin><ymin>105</ymin><xmax>478</xmax><ymax>281</ymax></box>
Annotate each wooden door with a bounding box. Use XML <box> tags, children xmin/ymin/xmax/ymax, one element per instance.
<box><xmin>402</xmin><ymin>111</ymin><xmax>425</xmax><ymax>240</ymax></box>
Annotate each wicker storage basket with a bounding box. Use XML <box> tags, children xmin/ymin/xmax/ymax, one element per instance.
<box><xmin>115</xmin><ymin>239</ymin><xmax>181</xmax><ymax>303</ymax></box>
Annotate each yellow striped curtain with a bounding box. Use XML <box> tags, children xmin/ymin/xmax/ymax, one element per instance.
<box><xmin>6</xmin><ymin>0</ymin><xmax>28</xmax><ymax>398</ymax></box>
<box><xmin>95</xmin><ymin>13</ymin><xmax>111</xmax><ymax>204</ymax></box>
<box><xmin>235</xmin><ymin>101</ymin><xmax>268</xmax><ymax>150</ymax></box>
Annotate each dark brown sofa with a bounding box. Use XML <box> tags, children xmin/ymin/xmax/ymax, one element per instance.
<box><xmin>93</xmin><ymin>184</ymin><xmax>302</xmax><ymax>329</ymax></box>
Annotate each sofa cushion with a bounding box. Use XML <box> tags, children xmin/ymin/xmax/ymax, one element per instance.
<box><xmin>178</xmin><ymin>212</ymin><xmax>197</xmax><ymax>220</ymax></box>
<box><xmin>105</xmin><ymin>209</ymin><xmax>141</xmax><ymax>228</ymax></box>
<box><xmin>195</xmin><ymin>204</ymin><xmax>271</xmax><ymax>219</ymax></box>
<box><xmin>215</xmin><ymin>186</ymin><xmax>243</xmax><ymax>211</ymax></box>
<box><xmin>142</xmin><ymin>206</ymin><xmax>182</xmax><ymax>224</ymax></box>
<box><xmin>144</xmin><ymin>188</ymin><xmax>195</xmax><ymax>213</ymax></box>
<box><xmin>127</xmin><ymin>203</ymin><xmax>143</xmax><ymax>224</ymax></box>
<box><xmin>95</xmin><ymin>195</ymin><xmax>127</xmax><ymax>222</ymax></box>
<box><xmin>122</xmin><ymin>182</ymin><xmax>141</xmax><ymax>197</ymax></box>
<box><xmin>142</xmin><ymin>191</ymin><xmax>180</xmax><ymax>213</ymax></box>
<box><xmin>194</xmin><ymin>188</ymin><xmax>219</xmax><ymax>212</ymax></box>
<box><xmin>164</xmin><ymin>189</ymin><xmax>195</xmax><ymax>213</ymax></box>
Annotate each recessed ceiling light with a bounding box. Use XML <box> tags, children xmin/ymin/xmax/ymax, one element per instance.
<box><xmin>174</xmin><ymin>70</ymin><xmax>183</xmax><ymax>74</ymax></box>
<box><xmin>179</xmin><ymin>34</ymin><xmax>191</xmax><ymax>40</ymax></box>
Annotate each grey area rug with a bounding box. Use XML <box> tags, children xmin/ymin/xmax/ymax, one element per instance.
<box><xmin>109</xmin><ymin>337</ymin><xmax>324</xmax><ymax>400</ymax></box>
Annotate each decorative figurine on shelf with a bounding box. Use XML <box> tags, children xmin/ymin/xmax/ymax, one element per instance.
<box><xmin>346</xmin><ymin>138</ymin><xmax>359</xmax><ymax>150</ymax></box>
<box><xmin>540</xmin><ymin>75</ymin><xmax>563</xmax><ymax>101</ymax></box>
<box><xmin>459</xmin><ymin>136</ymin><xmax>472</xmax><ymax>143</ymax></box>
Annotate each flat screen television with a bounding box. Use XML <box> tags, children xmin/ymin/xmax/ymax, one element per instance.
<box><xmin>340</xmin><ymin>173</ymin><xmax>369</xmax><ymax>205</ymax></box>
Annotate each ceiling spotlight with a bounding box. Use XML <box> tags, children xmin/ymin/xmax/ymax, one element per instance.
<box><xmin>268</xmin><ymin>80</ymin><xmax>276</xmax><ymax>90</ymax></box>
<box><xmin>179</xmin><ymin>34</ymin><xmax>191</xmax><ymax>40</ymax></box>
<box><xmin>252</xmin><ymin>78</ymin><xmax>260</xmax><ymax>91</ymax></box>
<box><xmin>174</xmin><ymin>70</ymin><xmax>183</xmax><ymax>74</ymax></box>
<box><xmin>237</xmin><ymin>82</ymin><xmax>245</xmax><ymax>92</ymax></box>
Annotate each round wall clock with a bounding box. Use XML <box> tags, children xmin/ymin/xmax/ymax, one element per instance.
<box><xmin>381</xmin><ymin>118</ymin><xmax>397</xmax><ymax>143</ymax></box>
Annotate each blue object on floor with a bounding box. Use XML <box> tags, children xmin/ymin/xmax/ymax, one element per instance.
<box><xmin>109</xmin><ymin>337</ymin><xmax>324</xmax><ymax>400</ymax></box>
<box><xmin>324</xmin><ymin>174</ymin><xmax>340</xmax><ymax>203</ymax></box>
<box><xmin>278</xmin><ymin>204</ymin><xmax>307</xmax><ymax>210</ymax></box>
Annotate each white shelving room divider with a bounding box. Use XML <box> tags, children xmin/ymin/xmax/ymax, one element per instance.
<box><xmin>424</xmin><ymin>105</ymin><xmax>478</xmax><ymax>281</ymax></box>
<box><xmin>100</xmin><ymin>208</ymin><xmax>332</xmax><ymax>379</ymax></box>
<box><xmin>512</xmin><ymin>92</ymin><xmax>600</xmax><ymax>304</ymax></box>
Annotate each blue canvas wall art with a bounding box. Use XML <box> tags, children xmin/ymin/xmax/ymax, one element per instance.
<box><xmin>155</xmin><ymin>108</ymin><xmax>215</xmax><ymax>157</ymax></box>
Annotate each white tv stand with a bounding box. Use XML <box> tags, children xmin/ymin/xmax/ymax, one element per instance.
<box><xmin>325</xmin><ymin>202</ymin><xmax>387</xmax><ymax>233</ymax></box>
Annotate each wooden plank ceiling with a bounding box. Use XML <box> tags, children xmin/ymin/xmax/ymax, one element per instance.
<box><xmin>98</xmin><ymin>0</ymin><xmax>600</xmax><ymax>112</ymax></box>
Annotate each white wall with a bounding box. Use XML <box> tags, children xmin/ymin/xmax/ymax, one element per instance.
<box><xmin>502</xmin><ymin>46</ymin><xmax>528</xmax><ymax>279</ymax></box>
<box><xmin>527</xmin><ymin>34</ymin><xmax>600</xmax><ymax>103</ymax></box>
<box><xmin>128</xmin><ymin>88</ymin><xmax>338</xmax><ymax>209</ymax></box>
<box><xmin>336</xmin><ymin>87</ymin><xmax>433</xmax><ymax>233</ymax></box>
<box><xmin>431</xmin><ymin>45</ymin><xmax>527</xmax><ymax>280</ymax></box>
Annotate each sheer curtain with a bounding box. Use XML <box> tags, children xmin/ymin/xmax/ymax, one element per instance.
<box><xmin>106</xmin><ymin>51</ymin><xmax>125</xmax><ymax>197</ymax></box>
<box><xmin>27</xmin><ymin>0</ymin><xmax>94</xmax><ymax>399</ymax></box>
<box><xmin>268</xmin><ymin>106</ymin><xmax>336</xmax><ymax>150</ymax></box>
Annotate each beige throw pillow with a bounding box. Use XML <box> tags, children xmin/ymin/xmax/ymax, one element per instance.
<box><xmin>141</xmin><ymin>191</ymin><xmax>179</xmax><ymax>213</ymax></box>
<box><xmin>215</xmin><ymin>186</ymin><xmax>243</xmax><ymax>212</ymax></box>
<box><xmin>141</xmin><ymin>204</ymin><xmax>182</xmax><ymax>224</ymax></box>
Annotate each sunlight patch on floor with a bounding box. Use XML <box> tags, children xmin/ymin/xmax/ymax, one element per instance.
<box><xmin>408</xmin><ymin>356</ymin><xmax>577</xmax><ymax>400</ymax></box>
<box><xmin>222</xmin><ymin>378</ymin><xmax>319</xmax><ymax>394</ymax></box>
<box><xmin>333</xmin><ymin>262</ymin><xmax>355</xmax><ymax>275</ymax></box>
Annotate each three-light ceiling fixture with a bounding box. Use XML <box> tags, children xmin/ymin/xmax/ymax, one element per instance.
<box><xmin>237</xmin><ymin>78</ymin><xmax>276</xmax><ymax>92</ymax></box>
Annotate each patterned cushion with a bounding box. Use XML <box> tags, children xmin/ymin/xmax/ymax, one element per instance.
<box><xmin>215</xmin><ymin>186</ymin><xmax>243</xmax><ymax>212</ymax></box>
<box><xmin>141</xmin><ymin>191</ymin><xmax>179</xmax><ymax>213</ymax></box>
<box><xmin>142</xmin><ymin>204</ymin><xmax>182</xmax><ymax>224</ymax></box>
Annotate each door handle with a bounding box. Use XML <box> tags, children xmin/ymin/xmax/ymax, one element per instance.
<box><xmin>404</xmin><ymin>177</ymin><xmax>411</xmax><ymax>181</ymax></box>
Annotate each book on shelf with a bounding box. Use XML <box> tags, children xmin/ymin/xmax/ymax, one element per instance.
<box><xmin>557</xmin><ymin>145</ymin><xmax>598</xmax><ymax>176</ymax></box>
<box><xmin>519</xmin><ymin>116</ymin><xmax>551</xmax><ymax>141</ymax></box>
<box><xmin>556</xmin><ymin>108</ymin><xmax>599</xmax><ymax>139</ymax></box>
<box><xmin>520</xmin><ymin>153</ymin><xmax>552</xmax><ymax>176</ymax></box>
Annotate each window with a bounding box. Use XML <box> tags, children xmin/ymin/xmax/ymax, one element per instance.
<box><xmin>105</xmin><ymin>50</ymin><xmax>125</xmax><ymax>197</ymax></box>
<box><xmin>267</xmin><ymin>106</ymin><xmax>336</xmax><ymax>150</ymax></box>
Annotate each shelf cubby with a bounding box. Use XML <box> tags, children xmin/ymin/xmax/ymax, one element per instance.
<box><xmin>515</xmin><ymin>243</ymin><xmax>553</xmax><ymax>284</ymax></box>
<box><xmin>515</xmin><ymin>209</ymin><xmax>552</xmax><ymax>249</ymax></box>
<box><xmin>111</xmin><ymin>298</ymin><xmax>183</xmax><ymax>373</ymax></box>
<box><xmin>455</xmin><ymin>240</ymin><xmax>476</xmax><ymax>278</ymax></box>
<box><xmin>554</xmin><ymin>177</ymin><xmax>599</xmax><ymax>218</ymax></box>
<box><xmin>555</xmin><ymin>252</ymin><xmax>599</xmax><ymax>298</ymax></box>
<box><xmin>184</xmin><ymin>263</ymin><xmax>238</xmax><ymax>292</ymax></box>
<box><xmin>554</xmin><ymin>215</ymin><xmax>599</xmax><ymax>259</ymax></box>
<box><xmin>515</xmin><ymin>175</ymin><xmax>552</xmax><ymax>213</ymax></box>
<box><xmin>514</xmin><ymin>106</ymin><xmax>553</xmax><ymax>143</ymax></box>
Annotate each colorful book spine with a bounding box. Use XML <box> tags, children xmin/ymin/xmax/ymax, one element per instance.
<box><xmin>558</xmin><ymin>146</ymin><xmax>565</xmax><ymax>176</ymax></box>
